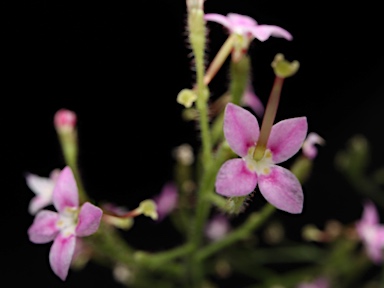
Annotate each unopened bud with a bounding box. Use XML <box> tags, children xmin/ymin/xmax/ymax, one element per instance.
<box><xmin>54</xmin><ymin>109</ymin><xmax>77</xmax><ymax>133</ymax></box>
<box><xmin>173</xmin><ymin>144</ymin><xmax>194</xmax><ymax>165</ymax></box>
<box><xmin>271</xmin><ymin>53</ymin><xmax>299</xmax><ymax>78</ymax></box>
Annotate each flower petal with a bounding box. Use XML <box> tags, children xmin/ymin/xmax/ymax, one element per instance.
<box><xmin>29</xmin><ymin>195</ymin><xmax>53</xmax><ymax>215</ymax></box>
<box><xmin>75</xmin><ymin>202</ymin><xmax>103</xmax><ymax>237</ymax></box>
<box><xmin>204</xmin><ymin>13</ymin><xmax>232</xmax><ymax>30</ymax></box>
<box><xmin>250</xmin><ymin>25</ymin><xmax>292</xmax><ymax>42</ymax></box>
<box><xmin>362</xmin><ymin>201</ymin><xmax>380</xmax><ymax>225</ymax></box>
<box><xmin>258</xmin><ymin>165</ymin><xmax>303</xmax><ymax>213</ymax></box>
<box><xmin>154</xmin><ymin>182</ymin><xmax>179</xmax><ymax>221</ymax></box>
<box><xmin>28</xmin><ymin>210</ymin><xmax>60</xmax><ymax>244</ymax></box>
<box><xmin>215</xmin><ymin>158</ymin><xmax>257</xmax><ymax>197</ymax></box>
<box><xmin>25</xmin><ymin>172</ymin><xmax>55</xmax><ymax>196</ymax></box>
<box><xmin>53</xmin><ymin>166</ymin><xmax>79</xmax><ymax>212</ymax></box>
<box><xmin>242</xmin><ymin>84</ymin><xmax>264</xmax><ymax>118</ymax></box>
<box><xmin>224</xmin><ymin>103</ymin><xmax>260</xmax><ymax>157</ymax></box>
<box><xmin>49</xmin><ymin>233</ymin><xmax>76</xmax><ymax>281</ymax></box>
<box><xmin>267</xmin><ymin>117</ymin><xmax>308</xmax><ymax>164</ymax></box>
<box><xmin>302</xmin><ymin>132</ymin><xmax>325</xmax><ymax>159</ymax></box>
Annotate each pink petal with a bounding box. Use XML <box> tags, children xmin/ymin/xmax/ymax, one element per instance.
<box><xmin>75</xmin><ymin>202</ymin><xmax>103</xmax><ymax>237</ymax></box>
<box><xmin>227</xmin><ymin>13</ymin><xmax>258</xmax><ymax>28</ymax></box>
<box><xmin>53</xmin><ymin>166</ymin><xmax>79</xmax><ymax>212</ymax></box>
<box><xmin>154</xmin><ymin>182</ymin><xmax>179</xmax><ymax>221</ymax></box>
<box><xmin>204</xmin><ymin>14</ymin><xmax>232</xmax><ymax>30</ymax></box>
<box><xmin>215</xmin><ymin>159</ymin><xmax>257</xmax><ymax>197</ymax></box>
<box><xmin>29</xmin><ymin>195</ymin><xmax>53</xmax><ymax>215</ymax></box>
<box><xmin>258</xmin><ymin>165</ymin><xmax>303</xmax><ymax>214</ymax></box>
<box><xmin>366</xmin><ymin>242</ymin><xmax>383</xmax><ymax>264</ymax></box>
<box><xmin>251</xmin><ymin>25</ymin><xmax>292</xmax><ymax>42</ymax></box>
<box><xmin>242</xmin><ymin>84</ymin><xmax>264</xmax><ymax>118</ymax></box>
<box><xmin>224</xmin><ymin>103</ymin><xmax>260</xmax><ymax>157</ymax></box>
<box><xmin>267</xmin><ymin>117</ymin><xmax>308</xmax><ymax>164</ymax></box>
<box><xmin>302</xmin><ymin>132</ymin><xmax>325</xmax><ymax>159</ymax></box>
<box><xmin>28</xmin><ymin>210</ymin><xmax>59</xmax><ymax>244</ymax></box>
<box><xmin>49</xmin><ymin>233</ymin><xmax>76</xmax><ymax>281</ymax></box>
<box><xmin>25</xmin><ymin>173</ymin><xmax>55</xmax><ymax>195</ymax></box>
<box><xmin>362</xmin><ymin>201</ymin><xmax>380</xmax><ymax>225</ymax></box>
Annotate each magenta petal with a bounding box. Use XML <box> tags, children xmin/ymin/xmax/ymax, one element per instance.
<box><xmin>267</xmin><ymin>117</ymin><xmax>308</xmax><ymax>164</ymax></box>
<box><xmin>28</xmin><ymin>210</ymin><xmax>60</xmax><ymax>244</ymax></box>
<box><xmin>242</xmin><ymin>85</ymin><xmax>264</xmax><ymax>118</ymax></box>
<box><xmin>215</xmin><ymin>159</ymin><xmax>257</xmax><ymax>197</ymax></box>
<box><xmin>224</xmin><ymin>103</ymin><xmax>260</xmax><ymax>157</ymax></box>
<box><xmin>49</xmin><ymin>233</ymin><xmax>76</xmax><ymax>281</ymax></box>
<box><xmin>154</xmin><ymin>182</ymin><xmax>179</xmax><ymax>221</ymax></box>
<box><xmin>258</xmin><ymin>165</ymin><xmax>303</xmax><ymax>214</ymax></box>
<box><xmin>75</xmin><ymin>202</ymin><xmax>103</xmax><ymax>237</ymax></box>
<box><xmin>362</xmin><ymin>201</ymin><xmax>380</xmax><ymax>225</ymax></box>
<box><xmin>251</xmin><ymin>25</ymin><xmax>292</xmax><ymax>42</ymax></box>
<box><xmin>53</xmin><ymin>166</ymin><xmax>79</xmax><ymax>212</ymax></box>
<box><xmin>204</xmin><ymin>13</ymin><xmax>231</xmax><ymax>30</ymax></box>
<box><xmin>227</xmin><ymin>13</ymin><xmax>258</xmax><ymax>28</ymax></box>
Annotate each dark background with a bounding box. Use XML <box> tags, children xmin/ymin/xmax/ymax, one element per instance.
<box><xmin>2</xmin><ymin>0</ymin><xmax>383</xmax><ymax>287</ymax></box>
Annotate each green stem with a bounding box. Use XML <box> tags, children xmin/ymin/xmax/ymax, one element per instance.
<box><xmin>230</xmin><ymin>55</ymin><xmax>251</xmax><ymax>105</ymax></box>
<box><xmin>196</xmin><ymin>204</ymin><xmax>275</xmax><ymax>261</ymax></box>
<box><xmin>253</xmin><ymin>76</ymin><xmax>284</xmax><ymax>160</ymax></box>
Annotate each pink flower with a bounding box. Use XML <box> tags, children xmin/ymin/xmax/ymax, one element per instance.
<box><xmin>356</xmin><ymin>201</ymin><xmax>384</xmax><ymax>264</ymax></box>
<box><xmin>28</xmin><ymin>166</ymin><xmax>103</xmax><ymax>280</ymax></box>
<box><xmin>204</xmin><ymin>13</ymin><xmax>292</xmax><ymax>42</ymax></box>
<box><xmin>26</xmin><ymin>169</ymin><xmax>61</xmax><ymax>214</ymax></box>
<box><xmin>297</xmin><ymin>277</ymin><xmax>329</xmax><ymax>288</ymax></box>
<box><xmin>54</xmin><ymin>109</ymin><xmax>77</xmax><ymax>132</ymax></box>
<box><xmin>302</xmin><ymin>132</ymin><xmax>325</xmax><ymax>159</ymax></box>
<box><xmin>215</xmin><ymin>103</ymin><xmax>307</xmax><ymax>213</ymax></box>
<box><xmin>153</xmin><ymin>182</ymin><xmax>178</xmax><ymax>221</ymax></box>
<box><xmin>205</xmin><ymin>214</ymin><xmax>231</xmax><ymax>241</ymax></box>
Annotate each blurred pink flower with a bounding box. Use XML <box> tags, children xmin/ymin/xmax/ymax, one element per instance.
<box><xmin>205</xmin><ymin>214</ymin><xmax>231</xmax><ymax>241</ymax></box>
<box><xmin>302</xmin><ymin>132</ymin><xmax>325</xmax><ymax>159</ymax></box>
<box><xmin>356</xmin><ymin>201</ymin><xmax>384</xmax><ymax>264</ymax></box>
<box><xmin>153</xmin><ymin>182</ymin><xmax>179</xmax><ymax>221</ymax></box>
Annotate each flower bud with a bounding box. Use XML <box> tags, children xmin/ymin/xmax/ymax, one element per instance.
<box><xmin>54</xmin><ymin>109</ymin><xmax>77</xmax><ymax>133</ymax></box>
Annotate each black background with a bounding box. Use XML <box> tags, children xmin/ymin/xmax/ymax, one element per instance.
<box><xmin>2</xmin><ymin>0</ymin><xmax>384</xmax><ymax>287</ymax></box>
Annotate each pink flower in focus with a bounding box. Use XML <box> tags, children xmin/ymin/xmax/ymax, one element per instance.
<box><xmin>297</xmin><ymin>277</ymin><xmax>329</xmax><ymax>288</ymax></box>
<box><xmin>153</xmin><ymin>182</ymin><xmax>179</xmax><ymax>221</ymax></box>
<box><xmin>26</xmin><ymin>169</ymin><xmax>61</xmax><ymax>214</ymax></box>
<box><xmin>356</xmin><ymin>201</ymin><xmax>384</xmax><ymax>264</ymax></box>
<box><xmin>204</xmin><ymin>13</ymin><xmax>292</xmax><ymax>42</ymax></box>
<box><xmin>54</xmin><ymin>109</ymin><xmax>77</xmax><ymax>132</ymax></box>
<box><xmin>241</xmin><ymin>83</ymin><xmax>264</xmax><ymax>118</ymax></box>
<box><xmin>302</xmin><ymin>132</ymin><xmax>325</xmax><ymax>159</ymax></box>
<box><xmin>215</xmin><ymin>103</ymin><xmax>307</xmax><ymax>214</ymax></box>
<box><xmin>205</xmin><ymin>214</ymin><xmax>231</xmax><ymax>241</ymax></box>
<box><xmin>28</xmin><ymin>166</ymin><xmax>103</xmax><ymax>280</ymax></box>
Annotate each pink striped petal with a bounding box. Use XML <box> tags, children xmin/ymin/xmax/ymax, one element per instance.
<box><xmin>258</xmin><ymin>165</ymin><xmax>303</xmax><ymax>214</ymax></box>
<box><xmin>224</xmin><ymin>103</ymin><xmax>260</xmax><ymax>157</ymax></box>
<box><xmin>28</xmin><ymin>210</ymin><xmax>59</xmax><ymax>244</ymax></box>
<box><xmin>204</xmin><ymin>14</ymin><xmax>231</xmax><ymax>30</ymax></box>
<box><xmin>267</xmin><ymin>117</ymin><xmax>308</xmax><ymax>164</ymax></box>
<box><xmin>49</xmin><ymin>233</ymin><xmax>76</xmax><ymax>281</ymax></box>
<box><xmin>53</xmin><ymin>166</ymin><xmax>79</xmax><ymax>212</ymax></box>
<box><xmin>251</xmin><ymin>25</ymin><xmax>292</xmax><ymax>42</ymax></box>
<box><xmin>362</xmin><ymin>201</ymin><xmax>380</xmax><ymax>225</ymax></box>
<box><xmin>215</xmin><ymin>159</ymin><xmax>257</xmax><ymax>197</ymax></box>
<box><xmin>75</xmin><ymin>202</ymin><xmax>103</xmax><ymax>237</ymax></box>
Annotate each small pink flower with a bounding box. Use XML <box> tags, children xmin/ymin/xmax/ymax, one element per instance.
<box><xmin>302</xmin><ymin>132</ymin><xmax>325</xmax><ymax>159</ymax></box>
<box><xmin>153</xmin><ymin>182</ymin><xmax>178</xmax><ymax>221</ymax></box>
<box><xmin>241</xmin><ymin>83</ymin><xmax>264</xmax><ymax>118</ymax></box>
<box><xmin>297</xmin><ymin>277</ymin><xmax>329</xmax><ymax>288</ymax></box>
<box><xmin>356</xmin><ymin>201</ymin><xmax>384</xmax><ymax>264</ymax></box>
<box><xmin>205</xmin><ymin>214</ymin><xmax>231</xmax><ymax>241</ymax></box>
<box><xmin>215</xmin><ymin>103</ymin><xmax>307</xmax><ymax>213</ymax></box>
<box><xmin>28</xmin><ymin>166</ymin><xmax>103</xmax><ymax>280</ymax></box>
<box><xmin>54</xmin><ymin>109</ymin><xmax>77</xmax><ymax>132</ymax></box>
<box><xmin>25</xmin><ymin>169</ymin><xmax>61</xmax><ymax>214</ymax></box>
<box><xmin>204</xmin><ymin>13</ymin><xmax>292</xmax><ymax>42</ymax></box>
